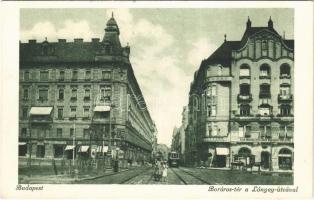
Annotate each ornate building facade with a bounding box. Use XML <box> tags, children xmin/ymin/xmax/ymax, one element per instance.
<box><xmin>185</xmin><ymin>18</ymin><xmax>294</xmax><ymax>171</ymax></box>
<box><xmin>19</xmin><ymin>15</ymin><xmax>157</xmax><ymax>164</ymax></box>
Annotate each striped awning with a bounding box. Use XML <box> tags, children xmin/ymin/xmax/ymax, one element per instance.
<box><xmin>78</xmin><ymin>146</ymin><xmax>90</xmax><ymax>152</ymax></box>
<box><xmin>29</xmin><ymin>107</ymin><xmax>53</xmax><ymax>115</ymax></box>
<box><xmin>94</xmin><ymin>106</ymin><xmax>111</xmax><ymax>112</ymax></box>
<box><xmin>64</xmin><ymin>145</ymin><xmax>75</xmax><ymax>151</ymax></box>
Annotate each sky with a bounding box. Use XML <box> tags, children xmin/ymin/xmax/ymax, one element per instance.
<box><xmin>20</xmin><ymin>8</ymin><xmax>294</xmax><ymax>146</ymax></box>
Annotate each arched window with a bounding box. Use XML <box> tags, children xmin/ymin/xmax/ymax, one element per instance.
<box><xmin>280</xmin><ymin>64</ymin><xmax>291</xmax><ymax>77</ymax></box>
<box><xmin>260</xmin><ymin>64</ymin><xmax>271</xmax><ymax>77</ymax></box>
<box><xmin>262</xmin><ymin>40</ymin><xmax>267</xmax><ymax>51</ymax></box>
<box><xmin>238</xmin><ymin>147</ymin><xmax>251</xmax><ymax>156</ymax></box>
<box><xmin>278</xmin><ymin>148</ymin><xmax>292</xmax><ymax>170</ymax></box>
<box><xmin>239</xmin><ymin>64</ymin><xmax>250</xmax><ymax>77</ymax></box>
<box><xmin>217</xmin><ymin>65</ymin><xmax>223</xmax><ymax>76</ymax></box>
<box><xmin>259</xmin><ymin>104</ymin><xmax>271</xmax><ymax>116</ymax></box>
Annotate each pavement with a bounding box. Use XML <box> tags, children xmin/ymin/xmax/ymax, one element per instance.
<box><xmin>19</xmin><ymin>168</ymin><xmax>130</xmax><ymax>184</ymax></box>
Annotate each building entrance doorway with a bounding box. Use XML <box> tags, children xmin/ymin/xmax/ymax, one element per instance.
<box><xmin>215</xmin><ymin>155</ymin><xmax>226</xmax><ymax>167</ymax></box>
<box><xmin>278</xmin><ymin>148</ymin><xmax>292</xmax><ymax>170</ymax></box>
<box><xmin>261</xmin><ymin>151</ymin><xmax>270</xmax><ymax>169</ymax></box>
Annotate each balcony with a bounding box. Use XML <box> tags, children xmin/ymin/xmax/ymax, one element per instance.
<box><xmin>259</xmin><ymin>93</ymin><xmax>271</xmax><ymax>98</ymax></box>
<box><xmin>278</xmin><ymin>94</ymin><xmax>293</xmax><ymax>101</ymax></box>
<box><xmin>233</xmin><ymin>114</ymin><xmax>256</xmax><ymax>121</ymax></box>
<box><xmin>237</xmin><ymin>94</ymin><xmax>252</xmax><ymax>102</ymax></box>
<box><xmin>203</xmin><ymin>136</ymin><xmax>230</xmax><ymax>143</ymax></box>
<box><xmin>29</xmin><ymin>117</ymin><xmax>53</xmax><ymax>123</ymax></box>
<box><xmin>239</xmin><ymin>76</ymin><xmax>250</xmax><ymax>79</ymax></box>
<box><xmin>259</xmin><ymin>75</ymin><xmax>271</xmax><ymax>79</ymax></box>
<box><xmin>205</xmin><ymin>76</ymin><xmax>232</xmax><ymax>83</ymax></box>
<box><xmin>238</xmin><ymin>137</ymin><xmax>293</xmax><ymax>143</ymax></box>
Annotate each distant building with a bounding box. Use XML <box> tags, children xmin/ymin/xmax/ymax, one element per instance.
<box><xmin>185</xmin><ymin>18</ymin><xmax>294</xmax><ymax>171</ymax></box>
<box><xmin>171</xmin><ymin>106</ymin><xmax>188</xmax><ymax>165</ymax></box>
<box><xmin>19</xmin><ymin>14</ymin><xmax>157</xmax><ymax>164</ymax></box>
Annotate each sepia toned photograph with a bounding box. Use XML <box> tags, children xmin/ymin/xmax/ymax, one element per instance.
<box><xmin>17</xmin><ymin>8</ymin><xmax>296</xmax><ymax>185</ymax></box>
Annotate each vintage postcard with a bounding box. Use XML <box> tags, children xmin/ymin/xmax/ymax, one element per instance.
<box><xmin>0</xmin><ymin>1</ymin><xmax>313</xmax><ymax>199</ymax></box>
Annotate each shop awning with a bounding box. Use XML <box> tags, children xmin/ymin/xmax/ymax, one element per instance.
<box><xmin>64</xmin><ymin>145</ymin><xmax>75</xmax><ymax>151</ymax></box>
<box><xmin>216</xmin><ymin>147</ymin><xmax>229</xmax><ymax>155</ymax></box>
<box><xmin>94</xmin><ymin>106</ymin><xmax>111</xmax><ymax>112</ymax></box>
<box><xmin>19</xmin><ymin>142</ymin><xmax>26</xmax><ymax>145</ymax></box>
<box><xmin>29</xmin><ymin>107</ymin><xmax>53</xmax><ymax>115</ymax></box>
<box><xmin>97</xmin><ymin>146</ymin><xmax>109</xmax><ymax>153</ymax></box>
<box><xmin>79</xmin><ymin>146</ymin><xmax>90</xmax><ymax>152</ymax></box>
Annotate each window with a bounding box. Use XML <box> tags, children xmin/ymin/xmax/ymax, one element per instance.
<box><xmin>102</xmin><ymin>71</ymin><xmax>111</xmax><ymax>80</ymax></box>
<box><xmin>280</xmin><ymin>84</ymin><xmax>291</xmax><ymax>96</ymax></box>
<box><xmin>259</xmin><ymin>104</ymin><xmax>271</xmax><ymax>116</ymax></box>
<box><xmin>70</xmin><ymin>128</ymin><xmax>74</xmax><ymax>138</ymax></box>
<box><xmin>240</xmin><ymin>84</ymin><xmax>250</xmax><ymax>96</ymax></box>
<box><xmin>36</xmin><ymin>145</ymin><xmax>45</xmax><ymax>158</ymax></box>
<box><xmin>83</xmin><ymin>129</ymin><xmax>89</xmax><ymax>139</ymax></box>
<box><xmin>100</xmin><ymin>88</ymin><xmax>105</xmax><ymax>99</ymax></box>
<box><xmin>262</xmin><ymin>40</ymin><xmax>267</xmax><ymax>51</ymax></box>
<box><xmin>40</xmin><ymin>71</ymin><xmax>49</xmax><ymax>81</ymax></box>
<box><xmin>84</xmin><ymin>88</ymin><xmax>90</xmax><ymax>99</ymax></box>
<box><xmin>85</xmin><ymin>70</ymin><xmax>91</xmax><ymax>80</ymax></box>
<box><xmin>239</xmin><ymin>125</ymin><xmax>251</xmax><ymax>138</ymax></box>
<box><xmin>280</xmin><ymin>64</ymin><xmax>291</xmax><ymax>77</ymax></box>
<box><xmin>217</xmin><ymin>65</ymin><xmax>222</xmax><ymax>76</ymax></box>
<box><xmin>59</xmin><ymin>71</ymin><xmax>65</xmax><ymax>81</ymax></box>
<box><xmin>280</xmin><ymin>104</ymin><xmax>291</xmax><ymax>116</ymax></box>
<box><xmin>84</xmin><ymin>106</ymin><xmax>90</xmax><ymax>117</ymax></box>
<box><xmin>22</xmin><ymin>107</ymin><xmax>28</xmax><ymax>119</ymax></box>
<box><xmin>259</xmin><ymin>84</ymin><xmax>271</xmax><ymax>98</ymax></box>
<box><xmin>70</xmin><ymin>107</ymin><xmax>76</xmax><ymax>117</ymax></box>
<box><xmin>38</xmin><ymin>89</ymin><xmax>48</xmax><ymax>101</ymax></box>
<box><xmin>72</xmin><ymin>70</ymin><xmax>78</xmax><ymax>80</ymax></box>
<box><xmin>260</xmin><ymin>64</ymin><xmax>270</xmax><ymax>77</ymax></box>
<box><xmin>71</xmin><ymin>88</ymin><xmax>77</xmax><ymax>100</ymax></box>
<box><xmin>21</xmin><ymin>128</ymin><xmax>27</xmax><ymax>137</ymax></box>
<box><xmin>57</xmin><ymin>128</ymin><xmax>62</xmax><ymax>138</ymax></box>
<box><xmin>24</xmin><ymin>71</ymin><xmax>29</xmax><ymax>81</ymax></box>
<box><xmin>211</xmin><ymin>85</ymin><xmax>217</xmax><ymax>96</ymax></box>
<box><xmin>211</xmin><ymin>125</ymin><xmax>218</xmax><ymax>136</ymax></box>
<box><xmin>240</xmin><ymin>104</ymin><xmax>250</xmax><ymax>116</ymax></box>
<box><xmin>58</xmin><ymin>88</ymin><xmax>64</xmax><ymax>100</ymax></box>
<box><xmin>207</xmin><ymin>106</ymin><xmax>211</xmax><ymax>117</ymax></box>
<box><xmin>57</xmin><ymin>108</ymin><xmax>63</xmax><ymax>119</ymax></box>
<box><xmin>260</xmin><ymin>125</ymin><xmax>271</xmax><ymax>138</ymax></box>
<box><xmin>239</xmin><ymin>65</ymin><xmax>250</xmax><ymax>77</ymax></box>
<box><xmin>23</xmin><ymin>88</ymin><xmax>29</xmax><ymax>100</ymax></box>
<box><xmin>211</xmin><ymin>105</ymin><xmax>216</xmax><ymax>116</ymax></box>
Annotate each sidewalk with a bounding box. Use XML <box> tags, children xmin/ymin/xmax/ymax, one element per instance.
<box><xmin>19</xmin><ymin>168</ymin><xmax>130</xmax><ymax>184</ymax></box>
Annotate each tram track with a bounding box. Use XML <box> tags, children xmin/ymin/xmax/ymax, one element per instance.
<box><xmin>119</xmin><ymin>167</ymin><xmax>152</xmax><ymax>184</ymax></box>
<box><xmin>170</xmin><ymin>167</ymin><xmax>212</xmax><ymax>185</ymax></box>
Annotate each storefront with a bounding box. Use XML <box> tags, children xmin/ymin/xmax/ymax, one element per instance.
<box><xmin>214</xmin><ymin>147</ymin><xmax>229</xmax><ymax>167</ymax></box>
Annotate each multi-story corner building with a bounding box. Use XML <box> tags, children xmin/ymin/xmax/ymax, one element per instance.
<box><xmin>171</xmin><ymin>106</ymin><xmax>188</xmax><ymax>165</ymax></box>
<box><xmin>185</xmin><ymin>18</ymin><xmax>294</xmax><ymax>172</ymax></box>
<box><xmin>19</xmin><ymin>15</ymin><xmax>157</xmax><ymax>164</ymax></box>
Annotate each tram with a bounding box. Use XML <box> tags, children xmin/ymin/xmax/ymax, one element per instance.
<box><xmin>168</xmin><ymin>151</ymin><xmax>180</xmax><ymax>167</ymax></box>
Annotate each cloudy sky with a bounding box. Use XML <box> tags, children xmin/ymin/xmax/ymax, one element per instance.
<box><xmin>20</xmin><ymin>8</ymin><xmax>293</xmax><ymax>146</ymax></box>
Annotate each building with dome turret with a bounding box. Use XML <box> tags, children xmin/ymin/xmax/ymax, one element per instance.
<box><xmin>18</xmin><ymin>14</ymin><xmax>157</xmax><ymax>165</ymax></box>
<box><xmin>185</xmin><ymin>17</ymin><xmax>294</xmax><ymax>172</ymax></box>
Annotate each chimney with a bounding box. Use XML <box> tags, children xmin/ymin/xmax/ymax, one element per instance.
<box><xmin>74</xmin><ymin>38</ymin><xmax>83</xmax><ymax>43</ymax></box>
<box><xmin>92</xmin><ymin>38</ymin><xmax>100</xmax><ymax>43</ymax></box>
<box><xmin>246</xmin><ymin>17</ymin><xmax>252</xmax><ymax>29</ymax></box>
<box><xmin>29</xmin><ymin>39</ymin><xmax>37</xmax><ymax>44</ymax></box>
<box><xmin>58</xmin><ymin>39</ymin><xmax>66</xmax><ymax>43</ymax></box>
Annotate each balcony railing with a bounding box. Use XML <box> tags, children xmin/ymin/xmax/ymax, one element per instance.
<box><xmin>280</xmin><ymin>74</ymin><xmax>291</xmax><ymax>79</ymax></box>
<box><xmin>259</xmin><ymin>93</ymin><xmax>271</xmax><ymax>98</ymax></box>
<box><xmin>278</xmin><ymin>94</ymin><xmax>293</xmax><ymax>101</ymax></box>
<box><xmin>238</xmin><ymin>137</ymin><xmax>293</xmax><ymax>143</ymax></box>
<box><xmin>203</xmin><ymin>136</ymin><xmax>230</xmax><ymax>142</ymax></box>
<box><xmin>237</xmin><ymin>94</ymin><xmax>252</xmax><ymax>101</ymax></box>
<box><xmin>259</xmin><ymin>75</ymin><xmax>271</xmax><ymax>79</ymax></box>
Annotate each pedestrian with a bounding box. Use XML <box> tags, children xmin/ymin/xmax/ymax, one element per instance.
<box><xmin>162</xmin><ymin>162</ymin><xmax>168</xmax><ymax>182</ymax></box>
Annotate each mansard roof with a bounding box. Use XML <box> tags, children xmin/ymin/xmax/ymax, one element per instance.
<box><xmin>20</xmin><ymin>15</ymin><xmax>127</xmax><ymax>64</ymax></box>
